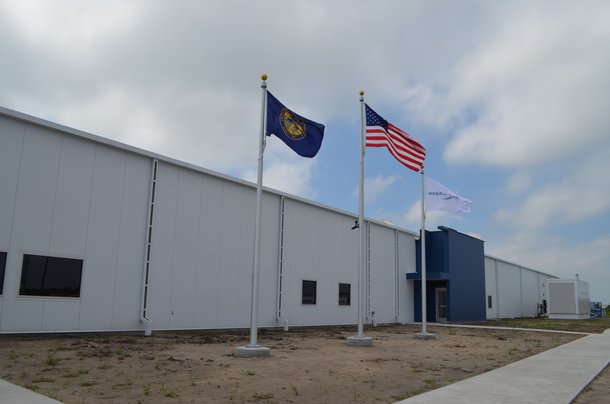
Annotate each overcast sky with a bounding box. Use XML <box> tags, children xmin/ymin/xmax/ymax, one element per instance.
<box><xmin>1</xmin><ymin>0</ymin><xmax>609</xmax><ymax>303</ymax></box>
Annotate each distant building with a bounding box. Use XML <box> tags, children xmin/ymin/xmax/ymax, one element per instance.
<box><xmin>547</xmin><ymin>278</ymin><xmax>590</xmax><ymax>320</ymax></box>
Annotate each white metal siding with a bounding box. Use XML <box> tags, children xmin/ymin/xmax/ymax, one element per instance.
<box><xmin>484</xmin><ymin>257</ymin><xmax>498</xmax><ymax>319</ymax></box>
<box><xmin>485</xmin><ymin>256</ymin><xmax>556</xmax><ymax>319</ymax></box>
<box><xmin>0</xmin><ymin>120</ymin><xmax>150</xmax><ymax>332</ymax></box>
<box><xmin>280</xmin><ymin>199</ymin><xmax>358</xmax><ymax>326</ymax></box>
<box><xmin>369</xmin><ymin>223</ymin><xmax>398</xmax><ymax>324</ymax></box>
<box><xmin>398</xmin><ymin>232</ymin><xmax>416</xmax><ymax>323</ymax></box>
<box><xmin>520</xmin><ymin>269</ymin><xmax>539</xmax><ymax>317</ymax></box>
<box><xmin>0</xmin><ymin>116</ymin><xmax>24</xmax><ymax>249</ymax></box>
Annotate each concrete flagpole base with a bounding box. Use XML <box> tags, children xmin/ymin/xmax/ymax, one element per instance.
<box><xmin>346</xmin><ymin>335</ymin><xmax>373</xmax><ymax>346</ymax></box>
<box><xmin>234</xmin><ymin>345</ymin><xmax>271</xmax><ymax>358</ymax></box>
<box><xmin>414</xmin><ymin>332</ymin><xmax>436</xmax><ymax>340</ymax></box>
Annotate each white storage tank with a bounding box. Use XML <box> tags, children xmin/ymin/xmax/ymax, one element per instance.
<box><xmin>547</xmin><ymin>278</ymin><xmax>590</xmax><ymax>320</ymax></box>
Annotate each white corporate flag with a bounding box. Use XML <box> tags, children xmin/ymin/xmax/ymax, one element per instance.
<box><xmin>425</xmin><ymin>177</ymin><xmax>472</xmax><ymax>212</ymax></box>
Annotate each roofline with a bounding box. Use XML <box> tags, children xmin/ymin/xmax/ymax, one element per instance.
<box><xmin>0</xmin><ymin>105</ymin><xmax>418</xmax><ymax>237</ymax></box>
<box><xmin>484</xmin><ymin>254</ymin><xmax>558</xmax><ymax>278</ymax></box>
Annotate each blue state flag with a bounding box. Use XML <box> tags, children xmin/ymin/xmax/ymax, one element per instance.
<box><xmin>266</xmin><ymin>92</ymin><xmax>325</xmax><ymax>158</ymax></box>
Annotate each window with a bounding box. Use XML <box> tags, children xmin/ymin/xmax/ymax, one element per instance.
<box><xmin>338</xmin><ymin>283</ymin><xmax>351</xmax><ymax>306</ymax></box>
<box><xmin>0</xmin><ymin>251</ymin><xmax>6</xmax><ymax>295</ymax></box>
<box><xmin>487</xmin><ymin>295</ymin><xmax>493</xmax><ymax>309</ymax></box>
<box><xmin>19</xmin><ymin>254</ymin><xmax>83</xmax><ymax>298</ymax></box>
<box><xmin>301</xmin><ymin>280</ymin><xmax>317</xmax><ymax>305</ymax></box>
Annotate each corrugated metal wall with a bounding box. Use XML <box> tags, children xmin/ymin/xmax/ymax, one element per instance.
<box><xmin>0</xmin><ymin>111</ymin><xmax>418</xmax><ymax>333</ymax></box>
<box><xmin>484</xmin><ymin>256</ymin><xmax>556</xmax><ymax>319</ymax></box>
<box><xmin>0</xmin><ymin>115</ymin><xmax>149</xmax><ymax>332</ymax></box>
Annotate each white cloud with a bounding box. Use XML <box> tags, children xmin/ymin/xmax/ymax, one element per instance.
<box><xmin>408</xmin><ymin>4</ymin><xmax>610</xmax><ymax>168</ymax></box>
<box><xmin>505</xmin><ymin>172</ymin><xmax>533</xmax><ymax>196</ymax></box>
<box><xmin>495</xmin><ymin>148</ymin><xmax>610</xmax><ymax>230</ymax></box>
<box><xmin>353</xmin><ymin>174</ymin><xmax>400</xmax><ymax>203</ymax></box>
<box><xmin>241</xmin><ymin>140</ymin><xmax>318</xmax><ymax>199</ymax></box>
<box><xmin>379</xmin><ymin>200</ymin><xmax>451</xmax><ymax>231</ymax></box>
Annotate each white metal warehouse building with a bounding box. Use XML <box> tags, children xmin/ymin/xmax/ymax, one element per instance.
<box><xmin>0</xmin><ymin>106</ymin><xmax>556</xmax><ymax>334</ymax></box>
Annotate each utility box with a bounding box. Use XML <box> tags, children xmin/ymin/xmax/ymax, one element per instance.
<box><xmin>547</xmin><ymin>279</ymin><xmax>590</xmax><ymax>320</ymax></box>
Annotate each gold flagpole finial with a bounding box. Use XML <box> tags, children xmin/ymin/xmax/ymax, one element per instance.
<box><xmin>359</xmin><ymin>90</ymin><xmax>364</xmax><ymax>96</ymax></box>
<box><xmin>261</xmin><ymin>74</ymin><xmax>268</xmax><ymax>81</ymax></box>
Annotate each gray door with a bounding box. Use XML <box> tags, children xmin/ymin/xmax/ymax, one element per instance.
<box><xmin>436</xmin><ymin>288</ymin><xmax>447</xmax><ymax>322</ymax></box>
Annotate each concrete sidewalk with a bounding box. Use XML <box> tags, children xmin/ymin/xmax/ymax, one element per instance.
<box><xmin>0</xmin><ymin>379</ymin><xmax>62</xmax><ymax>403</ymax></box>
<box><xmin>399</xmin><ymin>328</ymin><xmax>610</xmax><ymax>403</ymax></box>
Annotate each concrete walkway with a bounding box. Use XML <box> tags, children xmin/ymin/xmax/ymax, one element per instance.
<box><xmin>399</xmin><ymin>328</ymin><xmax>610</xmax><ymax>403</ymax></box>
<box><xmin>0</xmin><ymin>379</ymin><xmax>62</xmax><ymax>403</ymax></box>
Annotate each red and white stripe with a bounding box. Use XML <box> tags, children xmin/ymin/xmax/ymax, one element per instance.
<box><xmin>366</xmin><ymin>123</ymin><xmax>426</xmax><ymax>172</ymax></box>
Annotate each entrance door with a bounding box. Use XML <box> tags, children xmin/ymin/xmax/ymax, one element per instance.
<box><xmin>436</xmin><ymin>288</ymin><xmax>447</xmax><ymax>322</ymax></box>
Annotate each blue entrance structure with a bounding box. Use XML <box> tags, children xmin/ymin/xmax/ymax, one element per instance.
<box><xmin>408</xmin><ymin>226</ymin><xmax>486</xmax><ymax>322</ymax></box>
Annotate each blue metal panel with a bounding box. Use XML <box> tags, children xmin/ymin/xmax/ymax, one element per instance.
<box><xmin>444</xmin><ymin>228</ymin><xmax>486</xmax><ymax>321</ymax></box>
<box><xmin>412</xmin><ymin>227</ymin><xmax>486</xmax><ymax>322</ymax></box>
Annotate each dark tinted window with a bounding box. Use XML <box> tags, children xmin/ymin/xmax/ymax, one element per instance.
<box><xmin>339</xmin><ymin>283</ymin><xmax>350</xmax><ymax>306</ymax></box>
<box><xmin>487</xmin><ymin>295</ymin><xmax>493</xmax><ymax>309</ymax></box>
<box><xmin>20</xmin><ymin>254</ymin><xmax>83</xmax><ymax>298</ymax></box>
<box><xmin>0</xmin><ymin>251</ymin><xmax>6</xmax><ymax>295</ymax></box>
<box><xmin>302</xmin><ymin>280</ymin><xmax>317</xmax><ymax>305</ymax></box>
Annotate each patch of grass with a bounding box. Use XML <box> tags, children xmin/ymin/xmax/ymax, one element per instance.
<box><xmin>244</xmin><ymin>369</ymin><xmax>256</xmax><ymax>376</ymax></box>
<box><xmin>392</xmin><ymin>390</ymin><xmax>425</xmax><ymax>400</ymax></box>
<box><xmin>48</xmin><ymin>393</ymin><xmax>63</xmax><ymax>401</ymax></box>
<box><xmin>97</xmin><ymin>363</ymin><xmax>112</xmax><ymax>370</ymax></box>
<box><xmin>112</xmin><ymin>380</ymin><xmax>133</xmax><ymax>389</ymax></box>
<box><xmin>467</xmin><ymin>316</ymin><xmax>610</xmax><ymax>334</ymax></box>
<box><xmin>290</xmin><ymin>384</ymin><xmax>300</xmax><ymax>396</ymax></box>
<box><xmin>45</xmin><ymin>351</ymin><xmax>60</xmax><ymax>367</ymax></box>
<box><xmin>32</xmin><ymin>376</ymin><xmax>55</xmax><ymax>383</ymax></box>
<box><xmin>143</xmin><ymin>384</ymin><xmax>152</xmax><ymax>395</ymax></box>
<box><xmin>8</xmin><ymin>350</ymin><xmax>18</xmax><ymax>361</ymax></box>
<box><xmin>160</xmin><ymin>384</ymin><xmax>179</xmax><ymax>397</ymax></box>
<box><xmin>252</xmin><ymin>392</ymin><xmax>273</xmax><ymax>401</ymax></box>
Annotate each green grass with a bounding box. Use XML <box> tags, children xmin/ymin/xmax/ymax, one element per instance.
<box><xmin>45</xmin><ymin>352</ymin><xmax>60</xmax><ymax>367</ymax></box>
<box><xmin>466</xmin><ymin>316</ymin><xmax>610</xmax><ymax>334</ymax></box>
<box><xmin>160</xmin><ymin>384</ymin><xmax>179</xmax><ymax>398</ymax></box>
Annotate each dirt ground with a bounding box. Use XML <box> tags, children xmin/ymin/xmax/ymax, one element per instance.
<box><xmin>0</xmin><ymin>324</ymin><xmax>606</xmax><ymax>403</ymax></box>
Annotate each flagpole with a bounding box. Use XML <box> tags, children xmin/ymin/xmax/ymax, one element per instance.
<box><xmin>416</xmin><ymin>166</ymin><xmax>435</xmax><ymax>339</ymax></box>
<box><xmin>347</xmin><ymin>90</ymin><xmax>372</xmax><ymax>346</ymax></box>
<box><xmin>235</xmin><ymin>74</ymin><xmax>271</xmax><ymax>357</ymax></box>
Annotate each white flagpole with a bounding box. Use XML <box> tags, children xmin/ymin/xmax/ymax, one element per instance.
<box><xmin>347</xmin><ymin>91</ymin><xmax>372</xmax><ymax>346</ymax></box>
<box><xmin>416</xmin><ymin>166</ymin><xmax>435</xmax><ymax>339</ymax></box>
<box><xmin>235</xmin><ymin>74</ymin><xmax>271</xmax><ymax>357</ymax></box>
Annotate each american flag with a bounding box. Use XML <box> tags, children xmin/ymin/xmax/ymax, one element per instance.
<box><xmin>365</xmin><ymin>104</ymin><xmax>426</xmax><ymax>172</ymax></box>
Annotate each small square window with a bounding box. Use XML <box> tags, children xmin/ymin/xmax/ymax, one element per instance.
<box><xmin>339</xmin><ymin>283</ymin><xmax>351</xmax><ymax>306</ymax></box>
<box><xmin>302</xmin><ymin>280</ymin><xmax>317</xmax><ymax>305</ymax></box>
<box><xmin>20</xmin><ymin>254</ymin><xmax>83</xmax><ymax>298</ymax></box>
<box><xmin>487</xmin><ymin>295</ymin><xmax>493</xmax><ymax>309</ymax></box>
<box><xmin>0</xmin><ymin>251</ymin><xmax>6</xmax><ymax>295</ymax></box>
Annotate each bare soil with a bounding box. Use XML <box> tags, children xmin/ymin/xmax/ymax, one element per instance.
<box><xmin>0</xmin><ymin>324</ymin><xmax>603</xmax><ymax>403</ymax></box>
